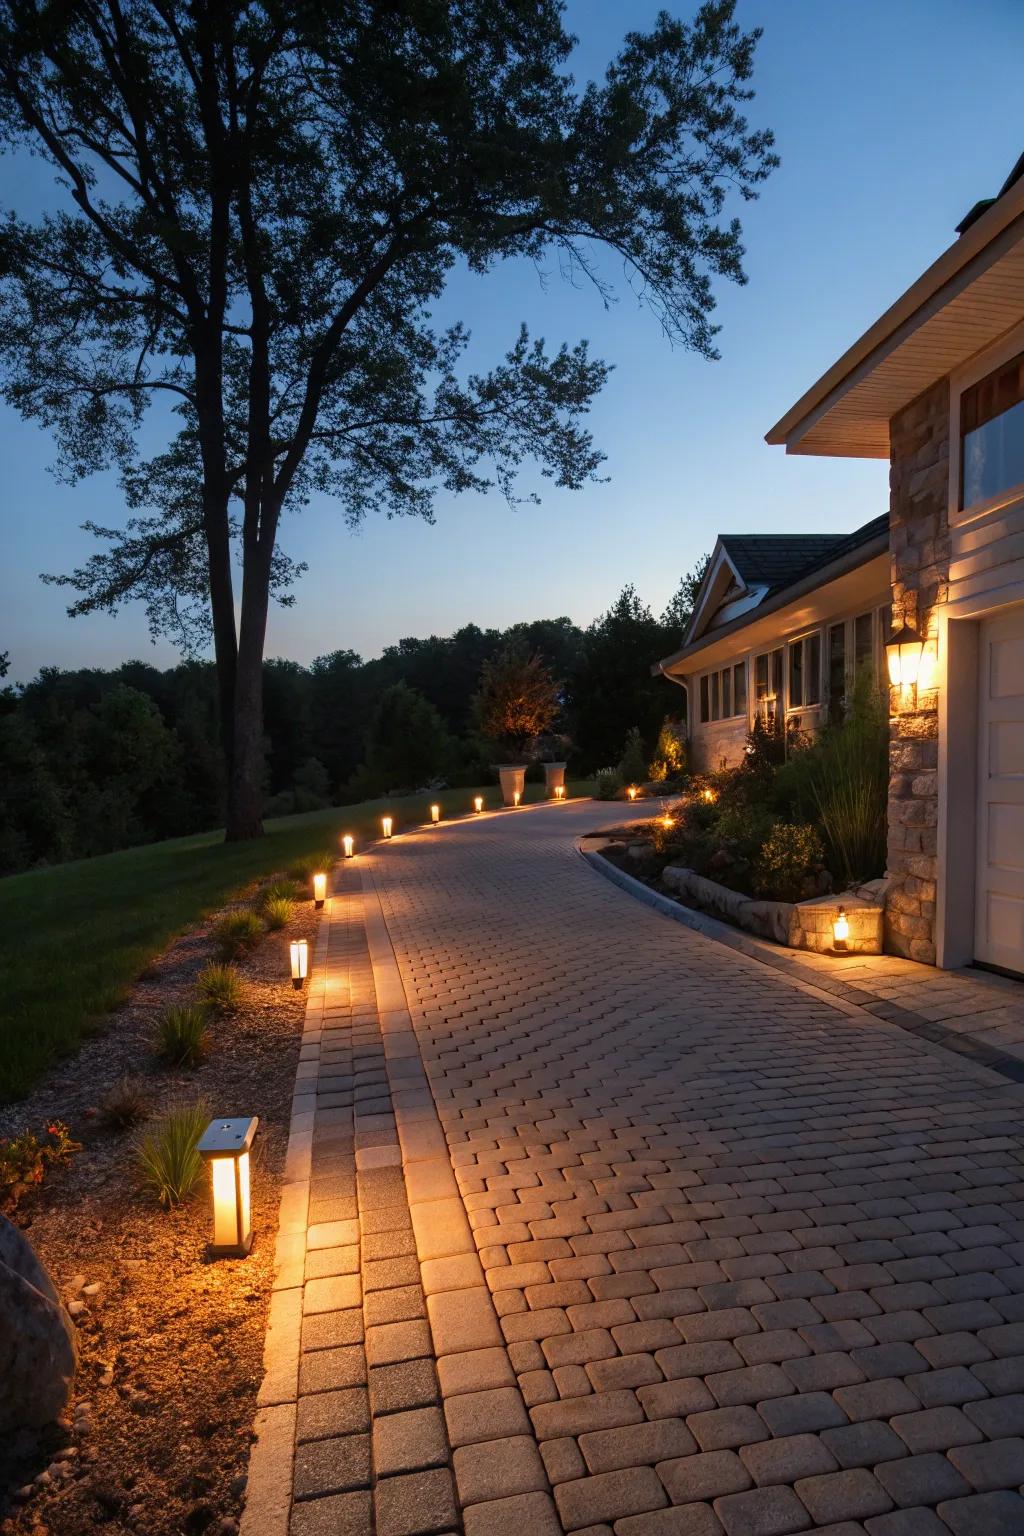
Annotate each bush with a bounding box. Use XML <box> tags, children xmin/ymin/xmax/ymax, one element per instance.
<box><xmin>0</xmin><ymin>1121</ymin><xmax>79</xmax><ymax>1213</ymax></box>
<box><xmin>649</xmin><ymin>719</ymin><xmax>686</xmax><ymax>784</ymax></box>
<box><xmin>196</xmin><ymin>963</ymin><xmax>243</xmax><ymax>1013</ymax></box>
<box><xmin>753</xmin><ymin>822</ymin><xmax>826</xmax><ymax>903</ymax></box>
<box><xmin>618</xmin><ymin>726</ymin><xmax>648</xmax><ymax>787</ymax></box>
<box><xmin>263</xmin><ymin>895</ymin><xmax>293</xmax><ymax>931</ymax></box>
<box><xmin>156</xmin><ymin>1003</ymin><xmax>210</xmax><ymax>1066</ymax></box>
<box><xmin>594</xmin><ymin>766</ymin><xmax>623</xmax><ymax>800</ymax></box>
<box><xmin>136</xmin><ymin>1099</ymin><xmax>208</xmax><ymax>1208</ymax></box>
<box><xmin>100</xmin><ymin>1074</ymin><xmax>150</xmax><ymax>1131</ymax></box>
<box><xmin>213</xmin><ymin>908</ymin><xmax>264</xmax><ymax>960</ymax></box>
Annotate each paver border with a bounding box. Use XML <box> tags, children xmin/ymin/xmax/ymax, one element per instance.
<box><xmin>578</xmin><ymin>834</ymin><xmax>1020</xmax><ymax>1090</ymax></box>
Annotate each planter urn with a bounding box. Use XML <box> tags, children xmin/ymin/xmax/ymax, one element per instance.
<box><xmin>494</xmin><ymin>764</ymin><xmax>527</xmax><ymax>806</ymax></box>
<box><xmin>542</xmin><ymin>761</ymin><xmax>567</xmax><ymax>797</ymax></box>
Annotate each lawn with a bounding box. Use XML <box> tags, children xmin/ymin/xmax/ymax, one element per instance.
<box><xmin>0</xmin><ymin>783</ymin><xmax>589</xmax><ymax>1102</ymax></box>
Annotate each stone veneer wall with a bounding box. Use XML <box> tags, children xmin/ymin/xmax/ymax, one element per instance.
<box><xmin>886</xmin><ymin>377</ymin><xmax>951</xmax><ymax>963</ymax></box>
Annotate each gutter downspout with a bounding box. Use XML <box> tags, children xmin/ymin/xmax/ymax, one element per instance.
<box><xmin>658</xmin><ymin>665</ymin><xmax>691</xmax><ymax>744</ymax></box>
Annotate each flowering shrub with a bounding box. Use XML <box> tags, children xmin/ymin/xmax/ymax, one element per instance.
<box><xmin>0</xmin><ymin>1121</ymin><xmax>80</xmax><ymax>1212</ymax></box>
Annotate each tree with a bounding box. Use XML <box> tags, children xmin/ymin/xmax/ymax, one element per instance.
<box><xmin>618</xmin><ymin>726</ymin><xmax>649</xmax><ymax>786</ymax></box>
<box><xmin>365</xmin><ymin>682</ymin><xmax>452</xmax><ymax>792</ymax></box>
<box><xmin>0</xmin><ymin>1</ymin><xmax>776</xmax><ymax>841</ymax></box>
<box><xmin>662</xmin><ymin>555</ymin><xmax>712</xmax><ymax>636</ymax></box>
<box><xmin>569</xmin><ymin>586</ymin><xmax>671</xmax><ymax>768</ymax></box>
<box><xmin>472</xmin><ymin>642</ymin><xmax>561</xmax><ymax>760</ymax></box>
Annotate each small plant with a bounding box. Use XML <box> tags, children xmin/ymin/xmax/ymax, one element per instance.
<box><xmin>136</xmin><ymin>1099</ymin><xmax>208</xmax><ymax>1209</ymax></box>
<box><xmin>263</xmin><ymin>895</ymin><xmax>293</xmax><ymax>931</ymax></box>
<box><xmin>754</xmin><ymin>822</ymin><xmax>826</xmax><ymax>903</ymax></box>
<box><xmin>0</xmin><ymin>1121</ymin><xmax>80</xmax><ymax>1213</ymax></box>
<box><xmin>196</xmin><ymin>962</ymin><xmax>243</xmax><ymax>1014</ymax></box>
<box><xmin>156</xmin><ymin>1004</ymin><xmax>210</xmax><ymax>1067</ymax></box>
<box><xmin>618</xmin><ymin>726</ymin><xmax>649</xmax><ymax>787</ymax></box>
<box><xmin>593</xmin><ymin>766</ymin><xmax>623</xmax><ymax>801</ymax></box>
<box><xmin>213</xmin><ymin>907</ymin><xmax>264</xmax><ymax>960</ymax></box>
<box><xmin>100</xmin><ymin>1074</ymin><xmax>150</xmax><ymax>1131</ymax></box>
<box><xmin>262</xmin><ymin>877</ymin><xmax>301</xmax><ymax>905</ymax></box>
<box><xmin>287</xmin><ymin>851</ymin><xmax>336</xmax><ymax>884</ymax></box>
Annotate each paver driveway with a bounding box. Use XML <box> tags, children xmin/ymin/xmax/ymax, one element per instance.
<box><xmin>369</xmin><ymin>801</ymin><xmax>1024</xmax><ymax>1535</ymax></box>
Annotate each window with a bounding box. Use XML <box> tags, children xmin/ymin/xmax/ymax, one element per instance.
<box><xmin>698</xmin><ymin>661</ymin><xmax>746</xmax><ymax>724</ymax></box>
<box><xmin>788</xmin><ymin>632</ymin><xmax>821</xmax><ymax>709</ymax></box>
<box><xmin>854</xmin><ymin>611</ymin><xmax>874</xmax><ymax>676</ymax></box>
<box><xmin>961</xmin><ymin>349</ymin><xmax>1024</xmax><ymax>510</ymax></box>
<box><xmin>828</xmin><ymin>623</ymin><xmax>846</xmax><ymax>722</ymax></box>
<box><xmin>754</xmin><ymin>648</ymin><xmax>783</xmax><ymax>725</ymax></box>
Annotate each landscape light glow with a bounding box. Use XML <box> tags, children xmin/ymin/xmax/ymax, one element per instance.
<box><xmin>342</xmin><ymin>834</ymin><xmax>354</xmax><ymax>859</ymax></box>
<box><xmin>313</xmin><ymin>872</ymin><xmax>326</xmax><ymax>908</ymax></box>
<box><xmin>198</xmin><ymin>1116</ymin><xmax>257</xmax><ymax>1259</ymax></box>
<box><xmin>382</xmin><ymin>816</ymin><xmax>393</xmax><ymax>838</ymax></box>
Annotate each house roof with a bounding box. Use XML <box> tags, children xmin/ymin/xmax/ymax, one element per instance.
<box><xmin>654</xmin><ymin>512</ymin><xmax>888</xmax><ymax>676</ymax></box>
<box><xmin>765</xmin><ymin>153</ymin><xmax>1024</xmax><ymax>458</ymax></box>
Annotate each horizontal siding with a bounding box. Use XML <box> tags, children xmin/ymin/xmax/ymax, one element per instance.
<box><xmin>951</xmin><ymin>498</ymin><xmax>1024</xmax><ymax>610</ymax></box>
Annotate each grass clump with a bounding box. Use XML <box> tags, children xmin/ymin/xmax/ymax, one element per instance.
<box><xmin>155</xmin><ymin>1004</ymin><xmax>210</xmax><ymax>1067</ymax></box>
<box><xmin>136</xmin><ymin>1099</ymin><xmax>208</xmax><ymax>1208</ymax></box>
<box><xmin>287</xmin><ymin>850</ymin><xmax>335</xmax><ymax>884</ymax></box>
<box><xmin>100</xmin><ymin>1074</ymin><xmax>150</xmax><ymax>1131</ymax></box>
<box><xmin>196</xmin><ymin>962</ymin><xmax>243</xmax><ymax>1014</ymax></box>
<box><xmin>263</xmin><ymin>895</ymin><xmax>293</xmax><ymax>931</ymax></box>
<box><xmin>213</xmin><ymin>907</ymin><xmax>264</xmax><ymax>960</ymax></box>
<box><xmin>262</xmin><ymin>877</ymin><xmax>300</xmax><ymax>905</ymax></box>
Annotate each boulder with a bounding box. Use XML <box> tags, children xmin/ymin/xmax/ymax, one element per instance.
<box><xmin>0</xmin><ymin>1215</ymin><xmax>77</xmax><ymax>1431</ymax></box>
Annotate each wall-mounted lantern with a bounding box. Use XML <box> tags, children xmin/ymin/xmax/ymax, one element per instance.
<box><xmin>430</xmin><ymin>803</ymin><xmax>441</xmax><ymax>823</ymax></box>
<box><xmin>886</xmin><ymin>623</ymin><xmax>925</xmax><ymax>689</ymax></box>
<box><xmin>382</xmin><ymin>816</ymin><xmax>393</xmax><ymax>839</ymax></box>
<box><xmin>342</xmin><ymin>834</ymin><xmax>354</xmax><ymax>859</ymax></box>
<box><xmin>832</xmin><ymin>906</ymin><xmax>849</xmax><ymax>954</ymax></box>
<box><xmin>473</xmin><ymin>796</ymin><xmax>483</xmax><ymax>814</ymax></box>
<box><xmin>198</xmin><ymin>1116</ymin><xmax>257</xmax><ymax>1259</ymax></box>
<box><xmin>313</xmin><ymin>872</ymin><xmax>327</xmax><ymax>909</ymax></box>
<box><xmin>290</xmin><ymin>937</ymin><xmax>309</xmax><ymax>989</ymax></box>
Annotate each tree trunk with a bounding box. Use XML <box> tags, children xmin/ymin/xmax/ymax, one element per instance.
<box><xmin>223</xmin><ymin>528</ymin><xmax>274</xmax><ymax>842</ymax></box>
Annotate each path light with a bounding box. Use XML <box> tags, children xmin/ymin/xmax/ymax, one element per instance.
<box><xmin>555</xmin><ymin>785</ymin><xmax>565</xmax><ymax>800</ymax></box>
<box><xmin>660</xmin><ymin>813</ymin><xmax>675</xmax><ymax>831</ymax></box>
<box><xmin>290</xmin><ymin>937</ymin><xmax>309</xmax><ymax>989</ymax></box>
<box><xmin>832</xmin><ymin>906</ymin><xmax>850</xmax><ymax>954</ymax></box>
<box><xmin>627</xmin><ymin>786</ymin><xmax>637</xmax><ymax>801</ymax></box>
<box><xmin>342</xmin><ymin>834</ymin><xmax>354</xmax><ymax>859</ymax></box>
<box><xmin>198</xmin><ymin>1116</ymin><xmax>257</xmax><ymax>1259</ymax></box>
<box><xmin>430</xmin><ymin>803</ymin><xmax>441</xmax><ymax>824</ymax></box>
<box><xmin>313</xmin><ymin>872</ymin><xmax>327</xmax><ymax>909</ymax></box>
<box><xmin>701</xmin><ymin>787</ymin><xmax>717</xmax><ymax>805</ymax></box>
<box><xmin>474</xmin><ymin>796</ymin><xmax>483</xmax><ymax>814</ymax></box>
<box><xmin>513</xmin><ymin>790</ymin><xmax>521</xmax><ymax>807</ymax></box>
<box><xmin>382</xmin><ymin>816</ymin><xmax>393</xmax><ymax>839</ymax></box>
<box><xmin>886</xmin><ymin>623</ymin><xmax>924</xmax><ymax>689</ymax></box>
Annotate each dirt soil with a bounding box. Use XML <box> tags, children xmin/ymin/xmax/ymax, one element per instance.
<box><xmin>0</xmin><ymin>885</ymin><xmax>317</xmax><ymax>1536</ymax></box>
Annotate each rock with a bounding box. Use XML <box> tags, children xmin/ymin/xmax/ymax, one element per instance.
<box><xmin>219</xmin><ymin>1521</ymin><xmax>239</xmax><ymax>1536</ymax></box>
<box><xmin>0</xmin><ymin>1217</ymin><xmax>77</xmax><ymax>1433</ymax></box>
<box><xmin>98</xmin><ymin>1367</ymin><xmax>114</xmax><ymax>1387</ymax></box>
<box><xmin>82</xmin><ymin>1283</ymin><xmax>101</xmax><ymax>1297</ymax></box>
<box><xmin>67</xmin><ymin>1302</ymin><xmax>85</xmax><ymax>1318</ymax></box>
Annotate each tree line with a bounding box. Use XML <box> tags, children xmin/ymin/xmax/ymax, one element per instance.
<box><xmin>0</xmin><ymin>573</ymin><xmax>705</xmax><ymax>875</ymax></box>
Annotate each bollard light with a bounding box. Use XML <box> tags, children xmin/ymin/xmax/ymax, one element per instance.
<box><xmin>313</xmin><ymin>872</ymin><xmax>327</xmax><ymax>909</ymax></box>
<box><xmin>832</xmin><ymin>906</ymin><xmax>849</xmax><ymax>953</ymax></box>
<box><xmin>513</xmin><ymin>790</ymin><xmax>521</xmax><ymax>807</ymax></box>
<box><xmin>290</xmin><ymin>937</ymin><xmax>309</xmax><ymax>989</ymax></box>
<box><xmin>430</xmin><ymin>803</ymin><xmax>441</xmax><ymax>824</ymax></box>
<box><xmin>198</xmin><ymin>1116</ymin><xmax>257</xmax><ymax>1259</ymax></box>
<box><xmin>701</xmin><ymin>787</ymin><xmax>717</xmax><ymax>805</ymax></box>
<box><xmin>555</xmin><ymin>784</ymin><xmax>565</xmax><ymax>800</ymax></box>
<box><xmin>627</xmin><ymin>786</ymin><xmax>637</xmax><ymax>801</ymax></box>
<box><xmin>382</xmin><ymin>816</ymin><xmax>393</xmax><ymax>838</ymax></box>
<box><xmin>660</xmin><ymin>813</ymin><xmax>675</xmax><ymax>830</ymax></box>
<box><xmin>474</xmin><ymin>796</ymin><xmax>483</xmax><ymax>814</ymax></box>
<box><xmin>342</xmin><ymin>834</ymin><xmax>354</xmax><ymax>859</ymax></box>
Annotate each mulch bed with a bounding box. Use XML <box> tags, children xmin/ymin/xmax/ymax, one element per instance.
<box><xmin>0</xmin><ymin>883</ymin><xmax>318</xmax><ymax>1536</ymax></box>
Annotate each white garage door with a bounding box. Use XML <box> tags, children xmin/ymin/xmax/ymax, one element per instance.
<box><xmin>976</xmin><ymin>605</ymin><xmax>1024</xmax><ymax>975</ymax></box>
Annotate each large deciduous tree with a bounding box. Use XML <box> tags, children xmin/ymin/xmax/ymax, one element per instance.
<box><xmin>0</xmin><ymin>0</ymin><xmax>776</xmax><ymax>840</ymax></box>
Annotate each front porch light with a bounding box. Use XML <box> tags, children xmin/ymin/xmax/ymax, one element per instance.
<box><xmin>382</xmin><ymin>815</ymin><xmax>393</xmax><ymax>838</ymax></box>
<box><xmin>832</xmin><ymin>906</ymin><xmax>849</xmax><ymax>953</ymax></box>
<box><xmin>198</xmin><ymin>1116</ymin><xmax>257</xmax><ymax>1259</ymax></box>
<box><xmin>473</xmin><ymin>796</ymin><xmax>483</xmax><ymax>814</ymax></box>
<box><xmin>886</xmin><ymin>623</ymin><xmax>924</xmax><ymax>688</ymax></box>
<box><xmin>342</xmin><ymin>834</ymin><xmax>354</xmax><ymax>859</ymax></box>
<box><xmin>313</xmin><ymin>872</ymin><xmax>327</xmax><ymax>909</ymax></box>
<box><xmin>290</xmin><ymin>938</ymin><xmax>309</xmax><ymax>989</ymax></box>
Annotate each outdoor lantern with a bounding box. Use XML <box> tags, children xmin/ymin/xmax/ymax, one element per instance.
<box><xmin>833</xmin><ymin>906</ymin><xmax>850</xmax><ymax>953</ymax></box>
<box><xmin>474</xmin><ymin>796</ymin><xmax>484</xmax><ymax>814</ymax></box>
<box><xmin>198</xmin><ymin>1116</ymin><xmax>257</xmax><ymax>1259</ymax></box>
<box><xmin>555</xmin><ymin>785</ymin><xmax>565</xmax><ymax>800</ymax></box>
<box><xmin>342</xmin><ymin>834</ymin><xmax>354</xmax><ymax>859</ymax></box>
<box><xmin>886</xmin><ymin>623</ymin><xmax>924</xmax><ymax>688</ymax></box>
<box><xmin>702</xmin><ymin>787</ymin><xmax>717</xmax><ymax>805</ymax></box>
<box><xmin>627</xmin><ymin>786</ymin><xmax>638</xmax><ymax>801</ymax></box>
<box><xmin>661</xmin><ymin>813</ymin><xmax>675</xmax><ymax>830</ymax></box>
<box><xmin>290</xmin><ymin>937</ymin><xmax>309</xmax><ymax>989</ymax></box>
<box><xmin>513</xmin><ymin>790</ymin><xmax>521</xmax><ymax>807</ymax></box>
<box><xmin>430</xmin><ymin>803</ymin><xmax>441</xmax><ymax>823</ymax></box>
<box><xmin>382</xmin><ymin>815</ymin><xmax>393</xmax><ymax>838</ymax></box>
<box><xmin>313</xmin><ymin>872</ymin><xmax>327</xmax><ymax>909</ymax></box>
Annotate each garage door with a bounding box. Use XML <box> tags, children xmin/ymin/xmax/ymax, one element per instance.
<box><xmin>976</xmin><ymin>605</ymin><xmax>1024</xmax><ymax>975</ymax></box>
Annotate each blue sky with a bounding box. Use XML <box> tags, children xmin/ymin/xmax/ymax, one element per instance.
<box><xmin>2</xmin><ymin>0</ymin><xmax>1022</xmax><ymax>681</ymax></box>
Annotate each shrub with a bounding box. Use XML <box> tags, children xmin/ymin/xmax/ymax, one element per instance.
<box><xmin>810</xmin><ymin>676</ymin><xmax>888</xmax><ymax>886</ymax></box>
<box><xmin>196</xmin><ymin>962</ymin><xmax>243</xmax><ymax>1013</ymax></box>
<box><xmin>753</xmin><ymin>822</ymin><xmax>826</xmax><ymax>903</ymax></box>
<box><xmin>263</xmin><ymin>895</ymin><xmax>293</xmax><ymax>931</ymax></box>
<box><xmin>594</xmin><ymin>766</ymin><xmax>623</xmax><ymax>801</ymax></box>
<box><xmin>0</xmin><ymin>1121</ymin><xmax>79</xmax><ymax>1213</ymax></box>
<box><xmin>618</xmin><ymin>726</ymin><xmax>648</xmax><ymax>787</ymax></box>
<box><xmin>136</xmin><ymin>1099</ymin><xmax>208</xmax><ymax>1208</ymax></box>
<box><xmin>213</xmin><ymin>907</ymin><xmax>264</xmax><ymax>960</ymax></box>
<box><xmin>100</xmin><ymin>1074</ymin><xmax>149</xmax><ymax>1131</ymax></box>
<box><xmin>649</xmin><ymin>719</ymin><xmax>686</xmax><ymax>784</ymax></box>
<box><xmin>156</xmin><ymin>1003</ymin><xmax>210</xmax><ymax>1066</ymax></box>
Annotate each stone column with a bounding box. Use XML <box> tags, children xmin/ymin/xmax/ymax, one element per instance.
<box><xmin>886</xmin><ymin>377</ymin><xmax>951</xmax><ymax>963</ymax></box>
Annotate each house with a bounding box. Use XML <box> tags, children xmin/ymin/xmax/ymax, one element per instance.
<box><xmin>762</xmin><ymin>152</ymin><xmax>1024</xmax><ymax>975</ymax></box>
<box><xmin>654</xmin><ymin>516</ymin><xmax>890</xmax><ymax>773</ymax></box>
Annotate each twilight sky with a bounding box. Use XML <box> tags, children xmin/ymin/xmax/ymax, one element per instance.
<box><xmin>2</xmin><ymin>0</ymin><xmax>1022</xmax><ymax>683</ymax></box>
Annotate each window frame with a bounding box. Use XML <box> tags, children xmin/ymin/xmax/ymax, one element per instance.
<box><xmin>949</xmin><ymin>320</ymin><xmax>1024</xmax><ymax>528</ymax></box>
<box><xmin>786</xmin><ymin>630</ymin><xmax>822</xmax><ymax>712</ymax></box>
<box><xmin>698</xmin><ymin>660</ymin><xmax>747</xmax><ymax>725</ymax></box>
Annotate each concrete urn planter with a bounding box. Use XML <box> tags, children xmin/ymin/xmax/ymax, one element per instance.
<box><xmin>542</xmin><ymin>761</ymin><xmax>567</xmax><ymax>797</ymax></box>
<box><xmin>493</xmin><ymin>764</ymin><xmax>527</xmax><ymax>807</ymax></box>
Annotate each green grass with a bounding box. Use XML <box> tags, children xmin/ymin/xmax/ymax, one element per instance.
<box><xmin>0</xmin><ymin>783</ymin><xmax>590</xmax><ymax>1102</ymax></box>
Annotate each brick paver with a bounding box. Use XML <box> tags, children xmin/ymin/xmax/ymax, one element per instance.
<box><xmin>245</xmin><ymin>800</ymin><xmax>1024</xmax><ymax>1535</ymax></box>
